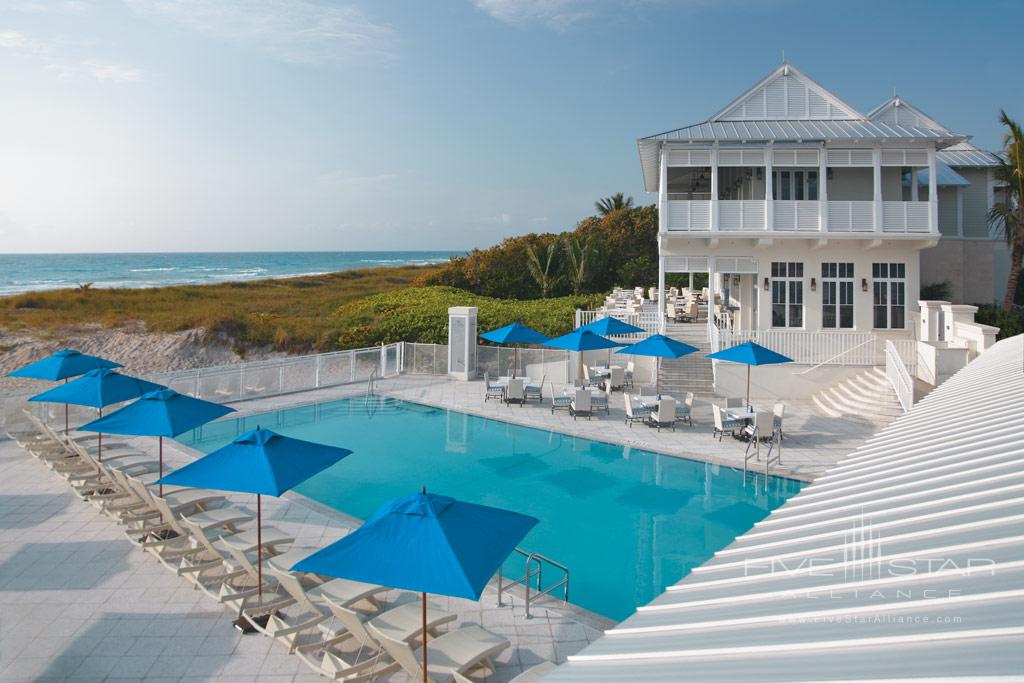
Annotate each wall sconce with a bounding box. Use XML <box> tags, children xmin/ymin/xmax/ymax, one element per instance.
<box><xmin>763</xmin><ymin>277</ymin><xmax>770</xmax><ymax>291</ymax></box>
<box><xmin>861</xmin><ymin>278</ymin><xmax>869</xmax><ymax>292</ymax></box>
<box><xmin>810</xmin><ymin>278</ymin><xmax>816</xmax><ymax>292</ymax></box>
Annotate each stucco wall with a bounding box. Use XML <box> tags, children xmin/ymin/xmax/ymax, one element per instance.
<box><xmin>959</xmin><ymin>168</ymin><xmax>990</xmax><ymax>238</ymax></box>
<box><xmin>920</xmin><ymin>237</ymin><xmax>1010</xmax><ymax>305</ymax></box>
<box><xmin>713</xmin><ymin>363</ymin><xmax>868</xmax><ymax>400</ymax></box>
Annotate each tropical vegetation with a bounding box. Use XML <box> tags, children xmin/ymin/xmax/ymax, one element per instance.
<box><xmin>988</xmin><ymin>110</ymin><xmax>1024</xmax><ymax>312</ymax></box>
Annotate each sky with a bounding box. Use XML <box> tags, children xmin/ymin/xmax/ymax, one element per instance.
<box><xmin>0</xmin><ymin>0</ymin><xmax>1021</xmax><ymax>254</ymax></box>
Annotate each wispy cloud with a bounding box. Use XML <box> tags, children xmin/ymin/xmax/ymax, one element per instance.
<box><xmin>474</xmin><ymin>0</ymin><xmax>593</xmax><ymax>29</ymax></box>
<box><xmin>0</xmin><ymin>28</ymin><xmax>142</xmax><ymax>83</ymax></box>
<box><xmin>124</xmin><ymin>0</ymin><xmax>396</xmax><ymax>66</ymax></box>
<box><xmin>46</xmin><ymin>61</ymin><xmax>142</xmax><ymax>82</ymax></box>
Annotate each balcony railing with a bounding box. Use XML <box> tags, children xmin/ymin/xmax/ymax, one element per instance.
<box><xmin>827</xmin><ymin>201</ymin><xmax>875</xmax><ymax>232</ymax></box>
<box><xmin>667</xmin><ymin>199</ymin><xmax>711</xmax><ymax>231</ymax></box>
<box><xmin>882</xmin><ymin>201</ymin><xmax>930</xmax><ymax>233</ymax></box>
<box><xmin>719</xmin><ymin>200</ymin><xmax>766</xmax><ymax>231</ymax></box>
<box><xmin>774</xmin><ymin>200</ymin><xmax>820</xmax><ymax>231</ymax></box>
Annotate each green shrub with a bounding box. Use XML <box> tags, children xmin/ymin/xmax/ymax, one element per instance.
<box><xmin>920</xmin><ymin>281</ymin><xmax>952</xmax><ymax>300</ymax></box>
<box><xmin>974</xmin><ymin>305</ymin><xmax>1024</xmax><ymax>339</ymax></box>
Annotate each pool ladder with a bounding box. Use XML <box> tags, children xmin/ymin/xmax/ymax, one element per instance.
<box><xmin>744</xmin><ymin>425</ymin><xmax>782</xmax><ymax>490</ymax></box>
<box><xmin>496</xmin><ymin>547</ymin><xmax>569</xmax><ymax>618</ymax></box>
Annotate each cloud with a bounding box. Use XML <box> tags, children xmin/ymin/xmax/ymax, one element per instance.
<box><xmin>474</xmin><ymin>0</ymin><xmax>593</xmax><ymax>29</ymax></box>
<box><xmin>3</xmin><ymin>0</ymin><xmax>91</xmax><ymax>14</ymax></box>
<box><xmin>46</xmin><ymin>61</ymin><xmax>143</xmax><ymax>82</ymax></box>
<box><xmin>124</xmin><ymin>0</ymin><xmax>396</xmax><ymax>66</ymax></box>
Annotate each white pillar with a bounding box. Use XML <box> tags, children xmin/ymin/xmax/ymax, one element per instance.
<box><xmin>688</xmin><ymin>272</ymin><xmax>694</xmax><ymax>290</ymax></box>
<box><xmin>911</xmin><ymin>167</ymin><xmax>919</xmax><ymax>201</ymax></box>
<box><xmin>447</xmin><ymin>306</ymin><xmax>478</xmax><ymax>381</ymax></box>
<box><xmin>658</xmin><ymin>143</ymin><xmax>668</xmax><ymax>233</ymax></box>
<box><xmin>873</xmin><ymin>144</ymin><xmax>883</xmax><ymax>232</ymax></box>
<box><xmin>711</xmin><ymin>142</ymin><xmax>720</xmax><ymax>231</ymax></box>
<box><xmin>819</xmin><ymin>145</ymin><xmax>828</xmax><ymax>232</ymax></box>
<box><xmin>927</xmin><ymin>145</ymin><xmax>938</xmax><ymax>234</ymax></box>
<box><xmin>764</xmin><ymin>143</ymin><xmax>773</xmax><ymax>231</ymax></box>
<box><xmin>956</xmin><ymin>186</ymin><xmax>964</xmax><ymax>237</ymax></box>
<box><xmin>657</xmin><ymin>255</ymin><xmax>666</xmax><ymax>333</ymax></box>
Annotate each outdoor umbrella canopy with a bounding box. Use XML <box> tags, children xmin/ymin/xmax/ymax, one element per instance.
<box><xmin>157</xmin><ymin>427</ymin><xmax>352</xmax><ymax>625</ymax></box>
<box><xmin>544</xmin><ymin>329</ymin><xmax>623</xmax><ymax>383</ymax></box>
<box><xmin>479</xmin><ymin>323</ymin><xmax>549</xmax><ymax>378</ymax></box>
<box><xmin>293</xmin><ymin>490</ymin><xmax>538</xmax><ymax>683</ymax></box>
<box><xmin>78</xmin><ymin>388</ymin><xmax>235</xmax><ymax>494</ymax></box>
<box><xmin>616</xmin><ymin>334</ymin><xmax>699</xmax><ymax>394</ymax></box>
<box><xmin>8</xmin><ymin>349</ymin><xmax>122</xmax><ymax>434</ymax></box>
<box><xmin>705</xmin><ymin>341</ymin><xmax>793</xmax><ymax>406</ymax></box>
<box><xmin>578</xmin><ymin>317</ymin><xmax>645</xmax><ymax>365</ymax></box>
<box><xmin>29</xmin><ymin>368</ymin><xmax>165</xmax><ymax>460</ymax></box>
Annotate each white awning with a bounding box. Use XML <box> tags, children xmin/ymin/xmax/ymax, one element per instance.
<box><xmin>543</xmin><ymin>334</ymin><xmax>1024</xmax><ymax>682</ymax></box>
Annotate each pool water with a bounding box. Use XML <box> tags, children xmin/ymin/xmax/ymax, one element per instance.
<box><xmin>178</xmin><ymin>396</ymin><xmax>802</xmax><ymax>621</ymax></box>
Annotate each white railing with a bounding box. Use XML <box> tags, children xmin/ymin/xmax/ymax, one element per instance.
<box><xmin>719</xmin><ymin>200</ymin><xmax>766</xmax><ymax>231</ymax></box>
<box><xmin>887</xmin><ymin>338</ymin><xmax>918</xmax><ymax>375</ymax></box>
<box><xmin>883</xmin><ymin>201</ymin><xmax>931</xmax><ymax>233</ymax></box>
<box><xmin>773</xmin><ymin>200</ymin><xmax>821</xmax><ymax>231</ymax></box>
<box><xmin>148</xmin><ymin>343</ymin><xmax>404</xmax><ymax>404</ymax></box>
<box><xmin>666</xmin><ymin>200</ymin><xmax>712</xmax><ymax>231</ymax></box>
<box><xmin>403</xmin><ymin>342</ymin><xmax>449</xmax><ymax>375</ymax></box>
<box><xmin>885</xmin><ymin>340</ymin><xmax>914</xmax><ymax>412</ymax></box>
<box><xmin>827</xmin><ymin>200</ymin><xmax>874</xmax><ymax>232</ymax></box>
<box><xmin>476</xmin><ymin>346</ymin><xmax>573</xmax><ymax>384</ymax></box>
<box><xmin>574</xmin><ymin>309</ymin><xmax>661</xmax><ymax>337</ymax></box>
<box><xmin>715</xmin><ymin>329</ymin><xmax>878</xmax><ymax>366</ymax></box>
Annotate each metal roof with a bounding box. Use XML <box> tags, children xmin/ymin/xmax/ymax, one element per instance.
<box><xmin>643</xmin><ymin>118</ymin><xmax>959</xmax><ymax>144</ymax></box>
<box><xmin>938</xmin><ymin>142</ymin><xmax>1003</xmax><ymax>167</ymax></box>
<box><xmin>543</xmin><ymin>334</ymin><xmax>1024</xmax><ymax>682</ymax></box>
<box><xmin>909</xmin><ymin>161</ymin><xmax>970</xmax><ymax>187</ymax></box>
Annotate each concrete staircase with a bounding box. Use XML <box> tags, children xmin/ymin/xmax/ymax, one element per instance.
<box><xmin>812</xmin><ymin>367</ymin><xmax>904</xmax><ymax>426</ymax></box>
<box><xmin>659</xmin><ymin>322</ymin><xmax>715</xmax><ymax>395</ymax></box>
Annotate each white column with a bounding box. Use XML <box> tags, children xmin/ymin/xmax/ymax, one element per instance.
<box><xmin>927</xmin><ymin>145</ymin><xmax>938</xmax><ymax>234</ymax></box>
<box><xmin>447</xmin><ymin>306</ymin><xmax>478</xmax><ymax>381</ymax></box>
<box><xmin>658</xmin><ymin>143</ymin><xmax>668</xmax><ymax>233</ymax></box>
<box><xmin>956</xmin><ymin>186</ymin><xmax>964</xmax><ymax>237</ymax></box>
<box><xmin>873</xmin><ymin>144</ymin><xmax>883</xmax><ymax>232</ymax></box>
<box><xmin>764</xmin><ymin>143</ymin><xmax>773</xmax><ymax>231</ymax></box>
<box><xmin>711</xmin><ymin>142</ymin><xmax>720</xmax><ymax>231</ymax></box>
<box><xmin>911</xmin><ymin>167</ymin><xmax>919</xmax><ymax>201</ymax></box>
<box><xmin>657</xmin><ymin>255</ymin><xmax>666</xmax><ymax>333</ymax></box>
<box><xmin>819</xmin><ymin>144</ymin><xmax>828</xmax><ymax>232</ymax></box>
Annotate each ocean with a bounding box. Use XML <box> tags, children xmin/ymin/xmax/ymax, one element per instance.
<box><xmin>0</xmin><ymin>251</ymin><xmax>461</xmax><ymax>296</ymax></box>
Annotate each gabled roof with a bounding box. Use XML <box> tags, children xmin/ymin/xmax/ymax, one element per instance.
<box><xmin>867</xmin><ymin>95</ymin><xmax>952</xmax><ymax>134</ymax></box>
<box><xmin>543</xmin><ymin>334</ymin><xmax>1024</xmax><ymax>683</ymax></box>
<box><xmin>938</xmin><ymin>141</ymin><xmax>1003</xmax><ymax>167</ymax></box>
<box><xmin>911</xmin><ymin>161</ymin><xmax>970</xmax><ymax>187</ymax></box>
<box><xmin>711</xmin><ymin>62</ymin><xmax>863</xmax><ymax>121</ymax></box>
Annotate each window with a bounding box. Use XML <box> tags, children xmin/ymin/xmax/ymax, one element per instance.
<box><xmin>872</xmin><ymin>262</ymin><xmax>906</xmax><ymax>329</ymax></box>
<box><xmin>822</xmin><ymin>262</ymin><xmax>854</xmax><ymax>329</ymax></box>
<box><xmin>772</xmin><ymin>169</ymin><xmax>819</xmax><ymax>200</ymax></box>
<box><xmin>771</xmin><ymin>262</ymin><xmax>804</xmax><ymax>328</ymax></box>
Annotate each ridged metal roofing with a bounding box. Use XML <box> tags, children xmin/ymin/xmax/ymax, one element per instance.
<box><xmin>643</xmin><ymin>118</ymin><xmax>958</xmax><ymax>143</ymax></box>
<box><xmin>543</xmin><ymin>334</ymin><xmax>1024</xmax><ymax>682</ymax></box>
<box><xmin>911</xmin><ymin>161</ymin><xmax>970</xmax><ymax>187</ymax></box>
<box><xmin>938</xmin><ymin>142</ymin><xmax>1003</xmax><ymax>167</ymax></box>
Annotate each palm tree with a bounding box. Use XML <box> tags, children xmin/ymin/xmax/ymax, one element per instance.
<box><xmin>526</xmin><ymin>242</ymin><xmax>560</xmax><ymax>299</ymax></box>
<box><xmin>987</xmin><ymin>110</ymin><xmax>1024</xmax><ymax>312</ymax></box>
<box><xmin>595</xmin><ymin>192</ymin><xmax>634</xmax><ymax>216</ymax></box>
<box><xmin>563</xmin><ymin>234</ymin><xmax>595</xmax><ymax>296</ymax></box>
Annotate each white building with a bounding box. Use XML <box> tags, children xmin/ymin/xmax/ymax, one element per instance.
<box><xmin>639</xmin><ymin>62</ymin><xmax>1009</xmax><ymax>343</ymax></box>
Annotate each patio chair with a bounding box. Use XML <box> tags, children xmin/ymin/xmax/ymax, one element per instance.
<box><xmin>581</xmin><ymin>364</ymin><xmax>593</xmax><ymax>388</ymax></box>
<box><xmin>371</xmin><ymin>625</ymin><xmax>509</xmax><ymax>683</ymax></box>
<box><xmin>483</xmin><ymin>373</ymin><xmax>504</xmax><ymax>403</ymax></box>
<box><xmin>525</xmin><ymin>375</ymin><xmax>545</xmax><ymax>403</ymax></box>
<box><xmin>680</xmin><ymin>301</ymin><xmax>699</xmax><ymax>323</ymax></box>
<box><xmin>773</xmin><ymin>402</ymin><xmax>786</xmax><ymax>441</ymax></box>
<box><xmin>608</xmin><ymin>367</ymin><xmax>625</xmax><ymax>391</ymax></box>
<box><xmin>646</xmin><ymin>398</ymin><xmax>677</xmax><ymax>432</ymax></box>
<box><xmin>623</xmin><ymin>361</ymin><xmax>635</xmax><ymax>389</ymax></box>
<box><xmin>550</xmin><ymin>383</ymin><xmax>571</xmax><ymax>414</ymax></box>
<box><xmin>679</xmin><ymin>392</ymin><xmax>695</xmax><ymax>427</ymax></box>
<box><xmin>454</xmin><ymin>662</ymin><xmax>558</xmax><ymax>683</ymax></box>
<box><xmin>624</xmin><ymin>395</ymin><xmax>650</xmax><ymax>428</ymax></box>
<box><xmin>743</xmin><ymin>411</ymin><xmax>777</xmax><ymax>462</ymax></box>
<box><xmin>504</xmin><ymin>378</ymin><xmax>525</xmax><ymax>406</ymax></box>
<box><xmin>570</xmin><ymin>389</ymin><xmax>592</xmax><ymax>421</ymax></box>
<box><xmin>591</xmin><ymin>384</ymin><xmax>610</xmax><ymax>415</ymax></box>
<box><xmin>141</xmin><ymin>494</ymin><xmax>252</xmax><ymax>568</ymax></box>
<box><xmin>712</xmin><ymin>404</ymin><xmax>744</xmax><ymax>441</ymax></box>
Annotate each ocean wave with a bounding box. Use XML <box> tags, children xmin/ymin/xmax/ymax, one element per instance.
<box><xmin>129</xmin><ymin>267</ymin><xmax>178</xmax><ymax>273</ymax></box>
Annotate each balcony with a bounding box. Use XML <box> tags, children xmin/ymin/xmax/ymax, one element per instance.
<box><xmin>664</xmin><ymin>199</ymin><xmax>934</xmax><ymax>234</ymax></box>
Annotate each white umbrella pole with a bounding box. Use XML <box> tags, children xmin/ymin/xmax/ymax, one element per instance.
<box><xmin>257</xmin><ymin>493</ymin><xmax>263</xmax><ymax>602</ymax></box>
<box><xmin>421</xmin><ymin>591</ymin><xmax>428</xmax><ymax>683</ymax></box>
<box><xmin>158</xmin><ymin>436</ymin><xmax>163</xmax><ymax>496</ymax></box>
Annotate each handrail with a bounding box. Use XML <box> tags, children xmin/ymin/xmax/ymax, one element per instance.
<box><xmin>885</xmin><ymin>340</ymin><xmax>914</xmax><ymax>412</ymax></box>
<box><xmin>366</xmin><ymin>367</ymin><xmax>377</xmax><ymax>399</ymax></box>
<box><xmin>496</xmin><ymin>547</ymin><xmax>569</xmax><ymax>618</ymax></box>
<box><xmin>794</xmin><ymin>335</ymin><xmax>876</xmax><ymax>375</ymax></box>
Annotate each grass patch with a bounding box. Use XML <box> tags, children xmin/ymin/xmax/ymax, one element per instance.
<box><xmin>0</xmin><ymin>265</ymin><xmax>442</xmax><ymax>353</ymax></box>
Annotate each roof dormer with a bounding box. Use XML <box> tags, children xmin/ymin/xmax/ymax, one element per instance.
<box><xmin>867</xmin><ymin>95</ymin><xmax>952</xmax><ymax>133</ymax></box>
<box><xmin>711</xmin><ymin>62</ymin><xmax>863</xmax><ymax>121</ymax></box>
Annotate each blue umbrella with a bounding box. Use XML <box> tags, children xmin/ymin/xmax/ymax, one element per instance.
<box><xmin>544</xmin><ymin>329</ymin><xmax>622</xmax><ymax>382</ymax></box>
<box><xmin>29</xmin><ymin>368</ymin><xmax>165</xmax><ymax>460</ymax></box>
<box><xmin>706</xmin><ymin>342</ymin><xmax>793</xmax><ymax>406</ymax></box>
<box><xmin>79</xmin><ymin>388</ymin><xmax>236</xmax><ymax>494</ymax></box>
<box><xmin>479</xmin><ymin>323</ymin><xmax>549</xmax><ymax>378</ymax></box>
<box><xmin>616</xmin><ymin>334</ymin><xmax>699</xmax><ymax>394</ymax></box>
<box><xmin>8</xmin><ymin>349</ymin><xmax>122</xmax><ymax>433</ymax></box>
<box><xmin>158</xmin><ymin>427</ymin><xmax>352</xmax><ymax>609</ymax></box>
<box><xmin>294</xmin><ymin>490</ymin><xmax>537</xmax><ymax>683</ymax></box>
<box><xmin>578</xmin><ymin>317</ymin><xmax>646</xmax><ymax>366</ymax></box>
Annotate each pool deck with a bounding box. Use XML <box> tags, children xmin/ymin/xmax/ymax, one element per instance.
<box><xmin>0</xmin><ymin>435</ymin><xmax>608</xmax><ymax>682</ymax></box>
<box><xmin>0</xmin><ymin>376</ymin><xmax>880</xmax><ymax>681</ymax></box>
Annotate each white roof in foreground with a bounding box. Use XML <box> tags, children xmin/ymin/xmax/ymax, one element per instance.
<box><xmin>543</xmin><ymin>334</ymin><xmax>1024</xmax><ymax>682</ymax></box>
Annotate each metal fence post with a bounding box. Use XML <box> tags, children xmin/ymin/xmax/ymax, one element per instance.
<box><xmin>315</xmin><ymin>354</ymin><xmax>322</xmax><ymax>388</ymax></box>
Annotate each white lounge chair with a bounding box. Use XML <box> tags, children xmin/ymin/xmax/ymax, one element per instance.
<box><xmin>550</xmin><ymin>382</ymin><xmax>571</xmax><ymax>414</ymax></box>
<box><xmin>646</xmin><ymin>398</ymin><xmax>677</xmax><ymax>431</ymax></box>
<box><xmin>483</xmin><ymin>373</ymin><xmax>504</xmax><ymax>402</ymax></box>
<box><xmin>679</xmin><ymin>392</ymin><xmax>694</xmax><ymax>426</ymax></box>
<box><xmin>608</xmin><ymin>366</ymin><xmax>625</xmax><ymax>391</ymax></box>
<box><xmin>454</xmin><ymin>662</ymin><xmax>558</xmax><ymax>683</ymax></box>
<box><xmin>371</xmin><ymin>625</ymin><xmax>510</xmax><ymax>683</ymax></box>
<box><xmin>623</xmin><ymin>361</ymin><xmax>635</xmax><ymax>389</ymax></box>
<box><xmin>624</xmin><ymin>395</ymin><xmax>649</xmax><ymax>427</ymax></box>
<box><xmin>569</xmin><ymin>389</ymin><xmax>592</xmax><ymax>421</ymax></box>
<box><xmin>504</xmin><ymin>378</ymin><xmax>525</xmax><ymax>406</ymax></box>
<box><xmin>525</xmin><ymin>375</ymin><xmax>544</xmax><ymax>403</ymax></box>
<box><xmin>773</xmin><ymin>402</ymin><xmax>786</xmax><ymax>441</ymax></box>
<box><xmin>712</xmin><ymin>404</ymin><xmax>744</xmax><ymax>441</ymax></box>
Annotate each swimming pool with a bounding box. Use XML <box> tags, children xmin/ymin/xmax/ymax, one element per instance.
<box><xmin>178</xmin><ymin>396</ymin><xmax>802</xmax><ymax>621</ymax></box>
